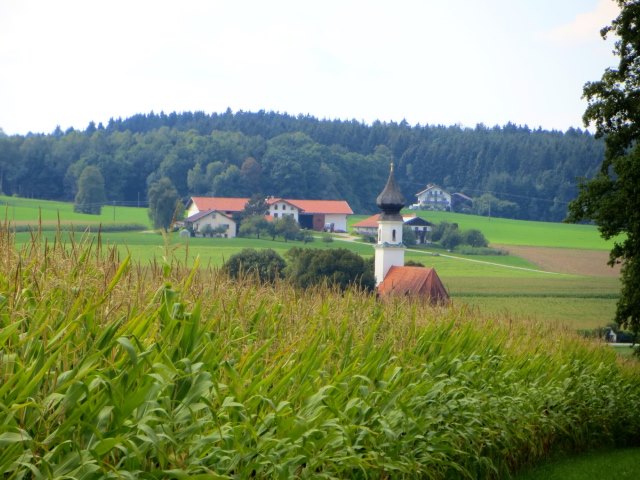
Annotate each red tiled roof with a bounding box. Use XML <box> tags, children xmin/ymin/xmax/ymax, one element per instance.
<box><xmin>285</xmin><ymin>199</ymin><xmax>353</xmax><ymax>215</ymax></box>
<box><xmin>190</xmin><ymin>197</ymin><xmax>249</xmax><ymax>212</ymax></box>
<box><xmin>190</xmin><ymin>197</ymin><xmax>353</xmax><ymax>215</ymax></box>
<box><xmin>266</xmin><ymin>198</ymin><xmax>300</xmax><ymax>209</ymax></box>
<box><xmin>352</xmin><ymin>214</ymin><xmax>380</xmax><ymax>228</ymax></box>
<box><xmin>378</xmin><ymin>266</ymin><xmax>449</xmax><ymax>305</ymax></box>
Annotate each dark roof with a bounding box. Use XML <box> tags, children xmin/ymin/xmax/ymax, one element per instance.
<box><xmin>185</xmin><ymin>209</ymin><xmax>234</xmax><ymax>223</ymax></box>
<box><xmin>452</xmin><ymin>192</ymin><xmax>474</xmax><ymax>202</ymax></box>
<box><xmin>404</xmin><ymin>216</ymin><xmax>434</xmax><ymax>227</ymax></box>
<box><xmin>378</xmin><ymin>266</ymin><xmax>449</xmax><ymax>305</ymax></box>
<box><xmin>376</xmin><ymin>163</ymin><xmax>405</xmax><ymax>218</ymax></box>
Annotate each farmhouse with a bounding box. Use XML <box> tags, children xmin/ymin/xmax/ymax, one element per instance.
<box><xmin>184</xmin><ymin>210</ymin><xmax>236</xmax><ymax>238</ymax></box>
<box><xmin>186</xmin><ymin>196</ymin><xmax>353</xmax><ymax>232</ymax></box>
<box><xmin>374</xmin><ymin>164</ymin><xmax>449</xmax><ymax>304</ymax></box>
<box><xmin>414</xmin><ymin>184</ymin><xmax>452</xmax><ymax>211</ymax></box>
<box><xmin>353</xmin><ymin>213</ymin><xmax>434</xmax><ymax>244</ymax></box>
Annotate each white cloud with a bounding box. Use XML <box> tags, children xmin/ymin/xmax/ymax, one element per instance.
<box><xmin>543</xmin><ymin>0</ymin><xmax>620</xmax><ymax>45</ymax></box>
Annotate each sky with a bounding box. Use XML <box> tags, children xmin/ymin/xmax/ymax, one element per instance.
<box><xmin>0</xmin><ymin>0</ymin><xmax>620</xmax><ymax>135</ymax></box>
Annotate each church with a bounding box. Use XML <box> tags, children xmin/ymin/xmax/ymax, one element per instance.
<box><xmin>374</xmin><ymin>163</ymin><xmax>449</xmax><ymax>304</ymax></box>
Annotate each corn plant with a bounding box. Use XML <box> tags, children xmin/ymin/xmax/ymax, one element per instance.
<box><xmin>1</xmin><ymin>225</ymin><xmax>639</xmax><ymax>479</ymax></box>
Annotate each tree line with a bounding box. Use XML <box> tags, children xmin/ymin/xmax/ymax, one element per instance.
<box><xmin>0</xmin><ymin>110</ymin><xmax>604</xmax><ymax>220</ymax></box>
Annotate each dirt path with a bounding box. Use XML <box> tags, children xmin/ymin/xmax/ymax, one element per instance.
<box><xmin>494</xmin><ymin>245</ymin><xmax>621</xmax><ymax>277</ymax></box>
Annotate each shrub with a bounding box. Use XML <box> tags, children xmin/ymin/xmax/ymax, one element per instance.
<box><xmin>402</xmin><ymin>225</ymin><xmax>417</xmax><ymax>246</ymax></box>
<box><xmin>464</xmin><ymin>229</ymin><xmax>489</xmax><ymax>247</ymax></box>
<box><xmin>321</xmin><ymin>234</ymin><xmax>334</xmax><ymax>243</ymax></box>
<box><xmin>455</xmin><ymin>246</ymin><xmax>507</xmax><ymax>256</ymax></box>
<box><xmin>441</xmin><ymin>228</ymin><xmax>463</xmax><ymax>250</ymax></box>
<box><xmin>297</xmin><ymin>230</ymin><xmax>315</xmax><ymax>243</ymax></box>
<box><xmin>285</xmin><ymin>247</ymin><xmax>375</xmax><ymax>291</ymax></box>
<box><xmin>223</xmin><ymin>248</ymin><xmax>286</xmax><ymax>282</ymax></box>
<box><xmin>405</xmin><ymin>259</ymin><xmax>425</xmax><ymax>267</ymax></box>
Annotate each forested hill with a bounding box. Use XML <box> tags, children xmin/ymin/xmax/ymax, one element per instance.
<box><xmin>0</xmin><ymin>110</ymin><xmax>603</xmax><ymax>220</ymax></box>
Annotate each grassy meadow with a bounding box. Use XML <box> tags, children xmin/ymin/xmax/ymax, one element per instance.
<box><xmin>4</xmin><ymin>196</ymin><xmax>624</xmax><ymax>331</ymax></box>
<box><xmin>1</xmin><ymin>227</ymin><xmax>639</xmax><ymax>478</ymax></box>
<box><xmin>0</xmin><ymin>194</ymin><xmax>151</xmax><ymax>227</ymax></box>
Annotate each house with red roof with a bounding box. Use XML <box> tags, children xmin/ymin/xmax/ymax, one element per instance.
<box><xmin>186</xmin><ymin>196</ymin><xmax>353</xmax><ymax>232</ymax></box>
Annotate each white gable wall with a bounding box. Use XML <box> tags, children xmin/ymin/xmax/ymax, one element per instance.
<box><xmin>191</xmin><ymin>212</ymin><xmax>236</xmax><ymax>238</ymax></box>
<box><xmin>268</xmin><ymin>201</ymin><xmax>299</xmax><ymax>221</ymax></box>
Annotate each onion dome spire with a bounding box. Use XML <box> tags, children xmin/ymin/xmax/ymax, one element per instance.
<box><xmin>376</xmin><ymin>162</ymin><xmax>405</xmax><ymax>219</ymax></box>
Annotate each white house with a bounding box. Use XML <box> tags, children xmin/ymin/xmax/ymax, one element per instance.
<box><xmin>266</xmin><ymin>198</ymin><xmax>300</xmax><ymax>222</ymax></box>
<box><xmin>184</xmin><ymin>210</ymin><xmax>236</xmax><ymax>238</ymax></box>
<box><xmin>186</xmin><ymin>196</ymin><xmax>353</xmax><ymax>232</ymax></box>
<box><xmin>415</xmin><ymin>184</ymin><xmax>452</xmax><ymax>211</ymax></box>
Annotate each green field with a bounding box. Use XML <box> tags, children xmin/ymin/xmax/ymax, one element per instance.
<box><xmin>351</xmin><ymin>210</ymin><xmax>618</xmax><ymax>250</ymax></box>
<box><xmin>7</xmin><ymin>196</ymin><xmax>624</xmax><ymax>331</ymax></box>
<box><xmin>516</xmin><ymin>448</ymin><xmax>640</xmax><ymax>479</ymax></box>
<box><xmin>0</xmin><ymin>195</ymin><xmax>151</xmax><ymax>226</ymax></box>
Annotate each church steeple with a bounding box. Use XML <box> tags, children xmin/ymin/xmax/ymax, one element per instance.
<box><xmin>374</xmin><ymin>162</ymin><xmax>406</xmax><ymax>285</ymax></box>
<box><xmin>376</xmin><ymin>162</ymin><xmax>405</xmax><ymax>219</ymax></box>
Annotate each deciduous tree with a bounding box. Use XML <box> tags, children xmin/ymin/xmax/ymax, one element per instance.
<box><xmin>74</xmin><ymin>165</ymin><xmax>106</xmax><ymax>214</ymax></box>
<box><xmin>285</xmin><ymin>247</ymin><xmax>375</xmax><ymax>291</ymax></box>
<box><xmin>147</xmin><ymin>177</ymin><xmax>183</xmax><ymax>231</ymax></box>
<box><xmin>567</xmin><ymin>0</ymin><xmax>640</xmax><ymax>333</ymax></box>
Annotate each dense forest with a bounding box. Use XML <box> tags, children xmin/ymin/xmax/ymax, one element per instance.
<box><xmin>0</xmin><ymin>110</ymin><xmax>604</xmax><ymax>220</ymax></box>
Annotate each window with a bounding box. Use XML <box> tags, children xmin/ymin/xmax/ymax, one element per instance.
<box><xmin>274</xmin><ymin>205</ymin><xmax>278</xmax><ymax>210</ymax></box>
<box><xmin>392</xmin><ymin>229</ymin><xmax>396</xmax><ymax>242</ymax></box>
<box><xmin>274</xmin><ymin>213</ymin><xmax>278</xmax><ymax>218</ymax></box>
<box><xmin>283</xmin><ymin>204</ymin><xmax>287</xmax><ymax>210</ymax></box>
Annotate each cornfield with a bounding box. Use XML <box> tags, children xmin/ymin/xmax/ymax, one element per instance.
<box><xmin>1</xmin><ymin>227</ymin><xmax>639</xmax><ymax>479</ymax></box>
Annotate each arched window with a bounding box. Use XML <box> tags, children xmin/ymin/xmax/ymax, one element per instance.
<box><xmin>392</xmin><ymin>229</ymin><xmax>396</xmax><ymax>242</ymax></box>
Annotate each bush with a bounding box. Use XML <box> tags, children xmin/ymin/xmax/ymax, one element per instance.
<box><xmin>321</xmin><ymin>234</ymin><xmax>334</xmax><ymax>243</ymax></box>
<box><xmin>223</xmin><ymin>248</ymin><xmax>286</xmax><ymax>282</ymax></box>
<box><xmin>402</xmin><ymin>226</ymin><xmax>417</xmax><ymax>246</ymax></box>
<box><xmin>405</xmin><ymin>259</ymin><xmax>425</xmax><ymax>267</ymax></box>
<box><xmin>464</xmin><ymin>229</ymin><xmax>489</xmax><ymax>247</ymax></box>
<box><xmin>285</xmin><ymin>247</ymin><xmax>375</xmax><ymax>291</ymax></box>
<box><xmin>441</xmin><ymin>229</ymin><xmax>463</xmax><ymax>250</ymax></box>
<box><xmin>297</xmin><ymin>230</ymin><xmax>315</xmax><ymax>243</ymax></box>
<box><xmin>455</xmin><ymin>246</ymin><xmax>507</xmax><ymax>256</ymax></box>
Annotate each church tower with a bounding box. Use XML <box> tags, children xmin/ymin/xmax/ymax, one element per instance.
<box><xmin>374</xmin><ymin>162</ymin><xmax>406</xmax><ymax>285</ymax></box>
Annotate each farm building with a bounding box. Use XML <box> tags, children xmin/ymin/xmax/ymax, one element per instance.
<box><xmin>352</xmin><ymin>214</ymin><xmax>434</xmax><ymax>244</ymax></box>
<box><xmin>374</xmin><ymin>164</ymin><xmax>449</xmax><ymax>305</ymax></box>
<box><xmin>184</xmin><ymin>210</ymin><xmax>236</xmax><ymax>238</ymax></box>
<box><xmin>186</xmin><ymin>196</ymin><xmax>353</xmax><ymax>232</ymax></box>
<box><xmin>451</xmin><ymin>192</ymin><xmax>474</xmax><ymax>212</ymax></box>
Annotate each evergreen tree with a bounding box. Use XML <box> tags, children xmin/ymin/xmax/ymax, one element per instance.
<box><xmin>74</xmin><ymin>165</ymin><xmax>106</xmax><ymax>214</ymax></box>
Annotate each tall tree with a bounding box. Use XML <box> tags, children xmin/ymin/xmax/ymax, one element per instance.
<box><xmin>147</xmin><ymin>177</ymin><xmax>183</xmax><ymax>231</ymax></box>
<box><xmin>74</xmin><ymin>165</ymin><xmax>106</xmax><ymax>214</ymax></box>
<box><xmin>567</xmin><ymin>0</ymin><xmax>640</xmax><ymax>334</ymax></box>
